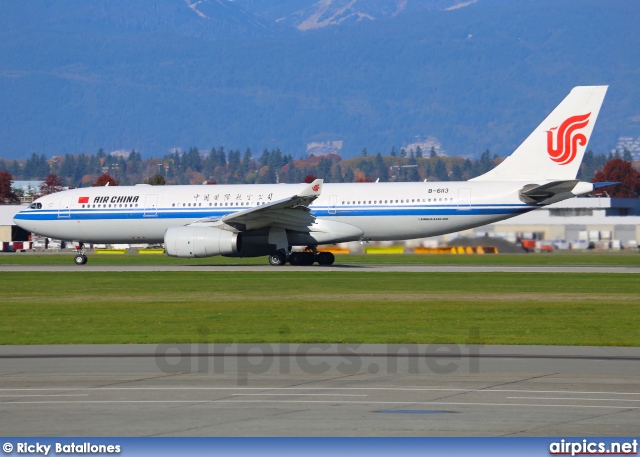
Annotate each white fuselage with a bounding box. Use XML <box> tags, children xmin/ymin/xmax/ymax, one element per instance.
<box><xmin>14</xmin><ymin>181</ymin><xmax>541</xmax><ymax>244</ymax></box>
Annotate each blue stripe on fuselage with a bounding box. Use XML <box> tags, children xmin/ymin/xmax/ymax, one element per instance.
<box><xmin>14</xmin><ymin>204</ymin><xmax>535</xmax><ymax>221</ymax></box>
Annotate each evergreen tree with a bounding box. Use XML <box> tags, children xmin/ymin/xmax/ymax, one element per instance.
<box><xmin>9</xmin><ymin>160</ymin><xmax>21</xmax><ymax>178</ymax></box>
<box><xmin>59</xmin><ymin>154</ymin><xmax>76</xmax><ymax>182</ymax></box>
<box><xmin>147</xmin><ymin>174</ymin><xmax>166</xmax><ymax>185</ymax></box>
<box><xmin>374</xmin><ymin>153</ymin><xmax>389</xmax><ymax>182</ymax></box>
<box><xmin>344</xmin><ymin>167</ymin><xmax>355</xmax><ymax>182</ymax></box>
<box><xmin>406</xmin><ymin>155</ymin><xmax>419</xmax><ymax>181</ymax></box>
<box><xmin>203</xmin><ymin>147</ymin><xmax>220</xmax><ymax>177</ymax></box>
<box><xmin>462</xmin><ymin>158</ymin><xmax>473</xmax><ymax>179</ymax></box>
<box><xmin>450</xmin><ymin>162</ymin><xmax>463</xmax><ymax>181</ymax></box>
<box><xmin>259</xmin><ymin>149</ymin><xmax>270</xmax><ymax>168</ymax></box>
<box><xmin>217</xmin><ymin>146</ymin><xmax>227</xmax><ymax>167</ymax></box>
<box><xmin>318</xmin><ymin>157</ymin><xmax>333</xmax><ymax>179</ymax></box>
<box><xmin>331</xmin><ymin>164</ymin><xmax>343</xmax><ymax>183</ymax></box>
<box><xmin>227</xmin><ymin>149</ymin><xmax>241</xmax><ymax>177</ymax></box>
<box><xmin>23</xmin><ymin>153</ymin><xmax>50</xmax><ymax>179</ymax></box>
<box><xmin>269</xmin><ymin>148</ymin><xmax>284</xmax><ymax>169</ymax></box>
<box><xmin>128</xmin><ymin>149</ymin><xmax>142</xmax><ymax>174</ymax></box>
<box><xmin>430</xmin><ymin>147</ymin><xmax>437</xmax><ymax>158</ymax></box>
<box><xmin>241</xmin><ymin>148</ymin><xmax>252</xmax><ymax>176</ymax></box>
<box><xmin>359</xmin><ymin>158</ymin><xmax>374</xmax><ymax>179</ymax></box>
<box><xmin>74</xmin><ymin>154</ymin><xmax>90</xmax><ymax>184</ymax></box>
<box><xmin>478</xmin><ymin>149</ymin><xmax>493</xmax><ymax>175</ymax></box>
<box><xmin>622</xmin><ymin>148</ymin><xmax>633</xmax><ymax>162</ymax></box>
<box><xmin>578</xmin><ymin>150</ymin><xmax>607</xmax><ymax>180</ymax></box>
<box><xmin>361</xmin><ymin>147</ymin><xmax>368</xmax><ymax>157</ymax></box>
<box><xmin>184</xmin><ymin>147</ymin><xmax>202</xmax><ymax>172</ymax></box>
<box><xmin>433</xmin><ymin>158</ymin><xmax>448</xmax><ymax>181</ymax></box>
<box><xmin>415</xmin><ymin>146</ymin><xmax>423</xmax><ymax>158</ymax></box>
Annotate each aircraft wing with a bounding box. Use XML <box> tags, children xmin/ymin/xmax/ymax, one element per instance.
<box><xmin>191</xmin><ymin>179</ymin><xmax>323</xmax><ymax>232</ymax></box>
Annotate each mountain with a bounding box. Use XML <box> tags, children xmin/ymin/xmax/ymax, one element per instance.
<box><xmin>0</xmin><ymin>0</ymin><xmax>639</xmax><ymax>160</ymax></box>
<box><xmin>235</xmin><ymin>0</ymin><xmax>470</xmax><ymax>31</ymax></box>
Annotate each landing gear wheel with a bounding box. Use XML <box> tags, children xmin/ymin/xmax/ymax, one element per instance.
<box><xmin>74</xmin><ymin>254</ymin><xmax>88</xmax><ymax>265</ymax></box>
<box><xmin>317</xmin><ymin>251</ymin><xmax>335</xmax><ymax>266</ymax></box>
<box><xmin>268</xmin><ymin>250</ymin><xmax>287</xmax><ymax>266</ymax></box>
<box><xmin>289</xmin><ymin>252</ymin><xmax>303</xmax><ymax>266</ymax></box>
<box><xmin>303</xmin><ymin>252</ymin><xmax>315</xmax><ymax>265</ymax></box>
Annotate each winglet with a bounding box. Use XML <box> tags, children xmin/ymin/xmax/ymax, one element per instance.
<box><xmin>299</xmin><ymin>179</ymin><xmax>323</xmax><ymax>197</ymax></box>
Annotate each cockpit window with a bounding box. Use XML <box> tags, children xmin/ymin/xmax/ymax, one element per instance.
<box><xmin>29</xmin><ymin>203</ymin><xmax>42</xmax><ymax>209</ymax></box>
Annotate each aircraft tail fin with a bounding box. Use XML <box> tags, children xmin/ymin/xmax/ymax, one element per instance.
<box><xmin>471</xmin><ymin>86</ymin><xmax>608</xmax><ymax>182</ymax></box>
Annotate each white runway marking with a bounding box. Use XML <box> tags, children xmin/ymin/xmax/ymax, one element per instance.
<box><xmin>0</xmin><ymin>394</ymin><xmax>89</xmax><ymax>397</ymax></box>
<box><xmin>231</xmin><ymin>393</ymin><xmax>369</xmax><ymax>397</ymax></box>
<box><xmin>508</xmin><ymin>396</ymin><xmax>640</xmax><ymax>402</ymax></box>
<box><xmin>3</xmin><ymin>399</ymin><xmax>639</xmax><ymax>409</ymax></box>
<box><xmin>1</xmin><ymin>387</ymin><xmax>639</xmax><ymax>395</ymax></box>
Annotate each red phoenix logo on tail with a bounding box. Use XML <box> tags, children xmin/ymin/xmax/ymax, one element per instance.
<box><xmin>546</xmin><ymin>113</ymin><xmax>591</xmax><ymax>165</ymax></box>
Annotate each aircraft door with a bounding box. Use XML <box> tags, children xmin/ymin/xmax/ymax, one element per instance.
<box><xmin>58</xmin><ymin>196</ymin><xmax>72</xmax><ymax>218</ymax></box>
<box><xmin>329</xmin><ymin>195</ymin><xmax>337</xmax><ymax>215</ymax></box>
<box><xmin>457</xmin><ymin>188</ymin><xmax>471</xmax><ymax>211</ymax></box>
<box><xmin>143</xmin><ymin>194</ymin><xmax>158</xmax><ymax>217</ymax></box>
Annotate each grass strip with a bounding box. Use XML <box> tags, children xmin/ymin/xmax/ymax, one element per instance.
<box><xmin>1</xmin><ymin>272</ymin><xmax>638</xmax><ymax>346</ymax></box>
<box><xmin>0</xmin><ymin>252</ymin><xmax>639</xmax><ymax>266</ymax></box>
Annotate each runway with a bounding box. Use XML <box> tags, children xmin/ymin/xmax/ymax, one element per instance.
<box><xmin>1</xmin><ymin>264</ymin><xmax>640</xmax><ymax>273</ymax></box>
<box><xmin>1</xmin><ymin>344</ymin><xmax>639</xmax><ymax>436</ymax></box>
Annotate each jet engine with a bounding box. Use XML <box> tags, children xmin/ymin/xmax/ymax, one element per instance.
<box><xmin>164</xmin><ymin>226</ymin><xmax>239</xmax><ymax>258</ymax></box>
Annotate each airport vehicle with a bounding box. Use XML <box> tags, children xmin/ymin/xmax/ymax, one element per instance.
<box><xmin>14</xmin><ymin>86</ymin><xmax>611</xmax><ymax>266</ymax></box>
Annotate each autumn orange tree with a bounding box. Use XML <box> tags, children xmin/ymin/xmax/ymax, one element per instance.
<box><xmin>0</xmin><ymin>171</ymin><xmax>20</xmax><ymax>204</ymax></box>
<box><xmin>92</xmin><ymin>173</ymin><xmax>118</xmax><ymax>187</ymax></box>
<box><xmin>38</xmin><ymin>174</ymin><xmax>65</xmax><ymax>196</ymax></box>
<box><xmin>593</xmin><ymin>158</ymin><xmax>640</xmax><ymax>198</ymax></box>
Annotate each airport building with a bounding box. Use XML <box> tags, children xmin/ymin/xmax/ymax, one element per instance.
<box><xmin>442</xmin><ymin>197</ymin><xmax>640</xmax><ymax>250</ymax></box>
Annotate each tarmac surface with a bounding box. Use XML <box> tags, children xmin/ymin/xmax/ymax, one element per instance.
<box><xmin>1</xmin><ymin>344</ymin><xmax>639</xmax><ymax>436</ymax></box>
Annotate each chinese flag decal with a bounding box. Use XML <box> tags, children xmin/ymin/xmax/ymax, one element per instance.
<box><xmin>78</xmin><ymin>197</ymin><xmax>89</xmax><ymax>204</ymax></box>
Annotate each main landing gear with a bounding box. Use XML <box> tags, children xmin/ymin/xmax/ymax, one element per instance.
<box><xmin>268</xmin><ymin>248</ymin><xmax>335</xmax><ymax>266</ymax></box>
<box><xmin>74</xmin><ymin>243</ymin><xmax>88</xmax><ymax>265</ymax></box>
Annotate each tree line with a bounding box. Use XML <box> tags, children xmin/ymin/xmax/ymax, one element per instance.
<box><xmin>1</xmin><ymin>146</ymin><xmax>638</xmax><ymax>202</ymax></box>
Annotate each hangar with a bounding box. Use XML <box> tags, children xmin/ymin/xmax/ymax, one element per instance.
<box><xmin>0</xmin><ymin>205</ymin><xmax>30</xmax><ymax>250</ymax></box>
<box><xmin>447</xmin><ymin>197</ymin><xmax>640</xmax><ymax>249</ymax></box>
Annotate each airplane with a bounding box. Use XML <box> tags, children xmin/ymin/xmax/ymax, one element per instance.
<box><xmin>14</xmin><ymin>85</ymin><xmax>611</xmax><ymax>266</ymax></box>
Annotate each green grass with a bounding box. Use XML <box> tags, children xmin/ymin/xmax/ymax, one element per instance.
<box><xmin>1</xmin><ymin>251</ymin><xmax>639</xmax><ymax>266</ymax></box>
<box><xmin>1</xmin><ymin>272</ymin><xmax>638</xmax><ymax>346</ymax></box>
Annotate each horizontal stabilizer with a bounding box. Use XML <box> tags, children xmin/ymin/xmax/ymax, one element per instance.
<box><xmin>520</xmin><ymin>180</ymin><xmax>589</xmax><ymax>203</ymax></box>
<box><xmin>593</xmin><ymin>181</ymin><xmax>619</xmax><ymax>189</ymax></box>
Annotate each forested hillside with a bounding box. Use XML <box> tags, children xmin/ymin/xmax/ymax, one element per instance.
<box><xmin>0</xmin><ymin>0</ymin><xmax>638</xmax><ymax>160</ymax></box>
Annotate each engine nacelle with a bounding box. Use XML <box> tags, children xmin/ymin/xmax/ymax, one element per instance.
<box><xmin>164</xmin><ymin>226</ymin><xmax>239</xmax><ymax>258</ymax></box>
